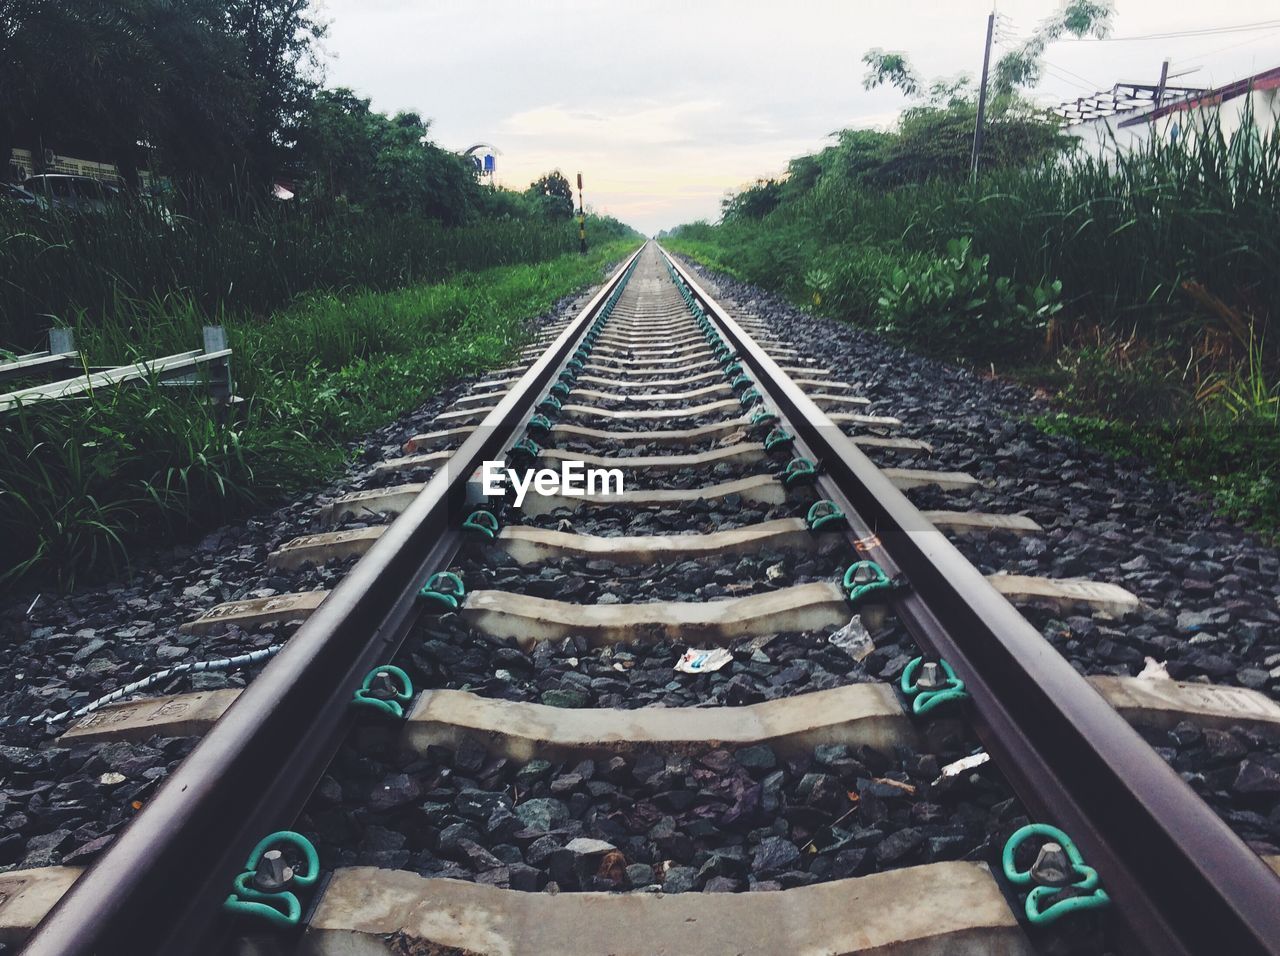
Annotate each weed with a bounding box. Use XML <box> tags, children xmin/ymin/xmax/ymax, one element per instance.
<box><xmin>0</xmin><ymin>240</ymin><xmax>638</xmax><ymax>587</ymax></box>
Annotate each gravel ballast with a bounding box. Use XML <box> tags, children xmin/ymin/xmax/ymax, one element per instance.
<box><xmin>3</xmin><ymin>249</ymin><xmax>1278</xmax><ymax>896</ymax></box>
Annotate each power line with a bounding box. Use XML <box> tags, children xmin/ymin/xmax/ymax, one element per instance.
<box><xmin>1068</xmin><ymin>18</ymin><xmax>1280</xmax><ymax>43</ymax></box>
<box><xmin>1040</xmin><ymin>65</ymin><xmax>1101</xmax><ymax>94</ymax></box>
<box><xmin>1169</xmin><ymin>26</ymin><xmax>1280</xmax><ymax>67</ymax></box>
<box><xmin>1041</xmin><ymin>58</ymin><xmax>1100</xmax><ymax>89</ymax></box>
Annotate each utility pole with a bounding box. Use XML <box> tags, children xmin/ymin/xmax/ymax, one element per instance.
<box><xmin>1154</xmin><ymin>58</ymin><xmax>1170</xmax><ymax>107</ymax></box>
<box><xmin>576</xmin><ymin>172</ymin><xmax>587</xmax><ymax>255</ymax></box>
<box><xmin>970</xmin><ymin>10</ymin><xmax>996</xmax><ymax>180</ymax></box>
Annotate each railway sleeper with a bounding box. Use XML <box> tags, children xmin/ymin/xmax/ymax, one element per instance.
<box><xmin>182</xmin><ymin>569</ymin><xmax>1137</xmax><ymax>639</ymax></box>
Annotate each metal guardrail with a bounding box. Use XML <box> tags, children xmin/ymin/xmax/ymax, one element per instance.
<box><xmin>21</xmin><ymin>244</ymin><xmax>645</xmax><ymax>956</ymax></box>
<box><xmin>659</xmin><ymin>244</ymin><xmax>1280</xmax><ymax>956</ymax></box>
<box><xmin>0</xmin><ymin>327</ymin><xmax>233</xmax><ymax>413</ymax></box>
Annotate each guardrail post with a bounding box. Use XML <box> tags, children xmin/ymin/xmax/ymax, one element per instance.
<box><xmin>48</xmin><ymin>328</ymin><xmax>75</xmax><ymax>356</ymax></box>
<box><xmin>202</xmin><ymin>325</ymin><xmax>235</xmax><ymax>409</ymax></box>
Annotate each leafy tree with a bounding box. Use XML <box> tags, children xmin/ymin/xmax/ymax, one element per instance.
<box><xmin>224</xmin><ymin>0</ymin><xmax>326</xmax><ymax>188</ymax></box>
<box><xmin>368</xmin><ymin>111</ymin><xmax>479</xmax><ymax>223</ymax></box>
<box><xmin>143</xmin><ymin>0</ymin><xmax>254</xmax><ymax>190</ymax></box>
<box><xmin>293</xmin><ymin>91</ymin><xmax>484</xmax><ymax>222</ymax></box>
<box><xmin>0</xmin><ymin>0</ymin><xmax>160</xmax><ymax>185</ymax></box>
<box><xmin>721</xmin><ymin>178</ymin><xmax>783</xmax><ymax>222</ymax></box>
<box><xmin>291</xmin><ymin>87</ymin><xmax>377</xmax><ymax>201</ymax></box>
<box><xmin>1</xmin><ymin>0</ymin><xmax>324</xmax><ymax>194</ymax></box>
<box><xmin>862</xmin><ymin>1</ymin><xmax>1114</xmax><ymax>100</ymax></box>
<box><xmin>877</xmin><ymin>98</ymin><xmax>1069</xmax><ymax>183</ymax></box>
<box><xmin>526</xmin><ymin>171</ymin><xmax>575</xmax><ymax>220</ymax></box>
<box><xmin>994</xmin><ymin>1</ymin><xmax>1113</xmax><ymax>94</ymax></box>
<box><xmin>861</xmin><ymin>48</ymin><xmax>920</xmax><ymax>97</ymax></box>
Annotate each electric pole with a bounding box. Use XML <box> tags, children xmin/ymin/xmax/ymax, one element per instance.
<box><xmin>576</xmin><ymin>172</ymin><xmax>587</xmax><ymax>255</ymax></box>
<box><xmin>970</xmin><ymin>10</ymin><xmax>995</xmax><ymax>180</ymax></box>
<box><xmin>1154</xmin><ymin>58</ymin><xmax>1170</xmax><ymax>107</ymax></box>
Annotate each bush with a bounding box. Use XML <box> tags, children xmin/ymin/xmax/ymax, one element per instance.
<box><xmin>0</xmin><ymin>239</ymin><xmax>639</xmax><ymax>586</ymax></box>
<box><xmin>875</xmin><ymin>238</ymin><xmax>1061</xmax><ymax>360</ymax></box>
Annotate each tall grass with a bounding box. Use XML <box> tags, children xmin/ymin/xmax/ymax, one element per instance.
<box><xmin>674</xmin><ymin>115</ymin><xmax>1280</xmax><ymax>351</ymax></box>
<box><xmin>669</xmin><ymin>114</ymin><xmax>1280</xmax><ymax>530</ymax></box>
<box><xmin>1</xmin><ymin>239</ymin><xmax>639</xmax><ymax>588</ymax></box>
<box><xmin>0</xmin><ymin>202</ymin><xmax>622</xmax><ymax>349</ymax></box>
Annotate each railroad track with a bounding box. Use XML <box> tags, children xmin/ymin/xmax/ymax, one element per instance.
<box><xmin>9</xmin><ymin>241</ymin><xmax>1280</xmax><ymax>955</ymax></box>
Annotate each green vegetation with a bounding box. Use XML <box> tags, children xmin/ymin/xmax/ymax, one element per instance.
<box><xmin>0</xmin><ymin>201</ymin><xmax>627</xmax><ymax>348</ymax></box>
<box><xmin>1</xmin><ymin>1</ymin><xmax>642</xmax><ymax>588</ymax></box>
<box><xmin>667</xmin><ymin>103</ymin><xmax>1280</xmax><ymax>533</ymax></box>
<box><xmin>1</xmin><ymin>239</ymin><xmax>638</xmax><ymax>587</ymax></box>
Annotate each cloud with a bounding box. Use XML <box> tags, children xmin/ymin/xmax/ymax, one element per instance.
<box><xmin>319</xmin><ymin>0</ymin><xmax>1280</xmax><ymax>233</ymax></box>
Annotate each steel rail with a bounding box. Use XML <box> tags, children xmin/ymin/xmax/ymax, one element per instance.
<box><xmin>24</xmin><ymin>244</ymin><xmax>645</xmax><ymax>956</ymax></box>
<box><xmin>659</xmin><ymin>244</ymin><xmax>1280</xmax><ymax>956</ymax></box>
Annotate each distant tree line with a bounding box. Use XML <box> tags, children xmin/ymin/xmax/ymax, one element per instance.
<box><xmin>721</xmin><ymin>91</ymin><xmax>1071</xmax><ymax>222</ymax></box>
<box><xmin>0</xmin><ymin>0</ymin><xmax>585</xmax><ymax>221</ymax></box>
<box><xmin>721</xmin><ymin>0</ymin><xmax>1114</xmax><ymax>222</ymax></box>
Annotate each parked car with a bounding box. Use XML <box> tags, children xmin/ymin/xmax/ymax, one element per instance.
<box><xmin>0</xmin><ymin>182</ymin><xmax>37</xmax><ymax>207</ymax></box>
<box><xmin>23</xmin><ymin>174</ymin><xmax>123</xmax><ymax>213</ymax></box>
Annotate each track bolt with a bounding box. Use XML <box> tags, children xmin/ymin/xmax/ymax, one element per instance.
<box><xmin>1030</xmin><ymin>842</ymin><xmax>1076</xmax><ymax>888</ymax></box>
<box><xmin>253</xmin><ymin>849</ymin><xmax>294</xmax><ymax>892</ymax></box>
<box><xmin>847</xmin><ymin>562</ymin><xmax>880</xmax><ymax>586</ymax></box>
<box><xmin>365</xmin><ymin>669</ymin><xmax>399</xmax><ymax>701</ymax></box>
<box><xmin>916</xmin><ymin>661</ymin><xmax>947</xmax><ymax>691</ymax></box>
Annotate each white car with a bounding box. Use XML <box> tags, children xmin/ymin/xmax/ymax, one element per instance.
<box><xmin>23</xmin><ymin>174</ymin><xmax>123</xmax><ymax>213</ymax></box>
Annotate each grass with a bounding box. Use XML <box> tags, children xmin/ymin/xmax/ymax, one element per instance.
<box><xmin>1</xmin><ymin>238</ymin><xmax>639</xmax><ymax>588</ymax></box>
<box><xmin>0</xmin><ymin>201</ymin><xmax>622</xmax><ymax>350</ymax></box>
<box><xmin>666</xmin><ymin>117</ymin><xmax>1280</xmax><ymax>533</ymax></box>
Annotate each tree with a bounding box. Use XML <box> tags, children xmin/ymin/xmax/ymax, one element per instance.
<box><xmin>861</xmin><ymin>49</ymin><xmax>920</xmax><ymax>97</ymax></box>
<box><xmin>994</xmin><ymin>1</ymin><xmax>1113</xmax><ymax>94</ymax></box>
<box><xmin>0</xmin><ymin>0</ymin><xmax>324</xmax><ymax>195</ymax></box>
<box><xmin>526</xmin><ymin>171</ymin><xmax>574</xmax><ymax>220</ymax></box>
<box><xmin>144</xmin><ymin>0</ymin><xmax>254</xmax><ymax>191</ymax></box>
<box><xmin>862</xmin><ymin>1</ymin><xmax>1114</xmax><ymax>101</ymax></box>
<box><xmin>721</xmin><ymin>178</ymin><xmax>783</xmax><ymax>222</ymax></box>
<box><xmin>224</xmin><ymin>0</ymin><xmax>326</xmax><ymax>188</ymax></box>
<box><xmin>0</xmin><ymin>0</ymin><xmax>162</xmax><ymax>187</ymax></box>
<box><xmin>293</xmin><ymin>91</ymin><xmax>484</xmax><ymax>222</ymax></box>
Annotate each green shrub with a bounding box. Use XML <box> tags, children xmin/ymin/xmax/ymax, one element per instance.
<box><xmin>874</xmin><ymin>237</ymin><xmax>1061</xmax><ymax>359</ymax></box>
<box><xmin>0</xmin><ymin>240</ymin><xmax>638</xmax><ymax>587</ymax></box>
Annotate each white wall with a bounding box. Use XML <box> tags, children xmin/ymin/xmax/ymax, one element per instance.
<box><xmin>1067</xmin><ymin>87</ymin><xmax>1280</xmax><ymax>161</ymax></box>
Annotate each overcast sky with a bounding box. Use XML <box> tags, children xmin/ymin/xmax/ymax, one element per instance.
<box><xmin>319</xmin><ymin>1</ymin><xmax>1280</xmax><ymax>234</ymax></box>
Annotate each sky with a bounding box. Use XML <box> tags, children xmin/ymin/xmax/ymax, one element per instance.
<box><xmin>319</xmin><ymin>1</ymin><xmax>1280</xmax><ymax>234</ymax></box>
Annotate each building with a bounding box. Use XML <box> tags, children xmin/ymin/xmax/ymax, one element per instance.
<box><xmin>1056</xmin><ymin>65</ymin><xmax>1280</xmax><ymax>160</ymax></box>
<box><xmin>8</xmin><ymin>147</ymin><xmax>157</xmax><ymax>190</ymax></box>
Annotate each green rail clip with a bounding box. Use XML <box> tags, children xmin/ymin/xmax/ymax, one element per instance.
<box><xmin>536</xmin><ymin>394</ymin><xmax>562</xmax><ymax>414</ymax></box>
<box><xmin>805</xmin><ymin>500</ymin><xmax>845</xmax><ymax>531</ymax></box>
<box><xmin>352</xmin><ymin>664</ymin><xmax>413</xmax><ymax>718</ymax></box>
<box><xmin>526</xmin><ymin>414</ymin><xmax>554</xmax><ymax>434</ymax></box>
<box><xmin>1002</xmin><ymin>824</ymin><xmax>1111</xmax><ymax>925</ymax></box>
<box><xmin>843</xmin><ymin>560</ymin><xmax>895</xmax><ymax>603</ymax></box>
<box><xmin>739</xmin><ymin>386</ymin><xmax>763</xmax><ymax>408</ymax></box>
<box><xmin>748</xmin><ymin>407</ymin><xmax>779</xmax><ymax>431</ymax></box>
<box><xmin>509</xmin><ymin>437</ymin><xmax>542</xmax><ymax>463</ymax></box>
<box><xmin>764</xmin><ymin>426</ymin><xmax>794</xmax><ymax>453</ymax></box>
<box><xmin>462</xmin><ymin>509</ymin><xmax>500</xmax><ymax>539</ymax></box>
<box><xmin>222</xmin><ymin>831</ymin><xmax>320</xmax><ymax>928</ymax></box>
<box><xmin>730</xmin><ymin>374</ymin><xmax>754</xmax><ymax>392</ymax></box>
<box><xmin>419</xmin><ymin>570</ymin><xmax>465</xmax><ymax>609</ymax></box>
<box><xmin>899</xmin><ymin>656</ymin><xmax>968</xmax><ymax>714</ymax></box>
<box><xmin>781</xmin><ymin>456</ymin><xmax>818</xmax><ymax>486</ymax></box>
